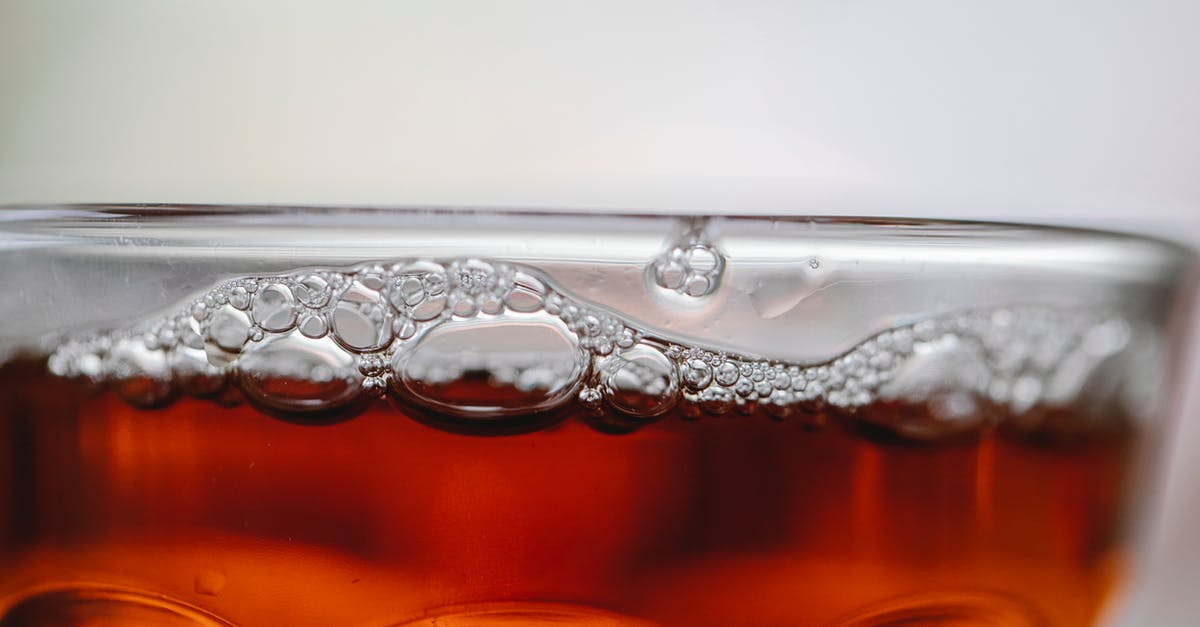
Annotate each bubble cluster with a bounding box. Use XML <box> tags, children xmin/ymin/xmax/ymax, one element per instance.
<box><xmin>657</xmin><ymin>307</ymin><xmax>1125</xmax><ymax>432</ymax></box>
<box><xmin>650</xmin><ymin>242</ymin><xmax>725</xmax><ymax>298</ymax></box>
<box><xmin>46</xmin><ymin>258</ymin><xmax>1130</xmax><ymax>437</ymax></box>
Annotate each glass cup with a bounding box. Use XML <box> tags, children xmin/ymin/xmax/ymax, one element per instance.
<box><xmin>0</xmin><ymin>206</ymin><xmax>1194</xmax><ymax>626</ymax></box>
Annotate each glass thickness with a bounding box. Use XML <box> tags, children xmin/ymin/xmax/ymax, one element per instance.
<box><xmin>0</xmin><ymin>206</ymin><xmax>1194</xmax><ymax>627</ymax></box>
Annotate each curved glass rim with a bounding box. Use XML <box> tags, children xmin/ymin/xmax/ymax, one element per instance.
<box><xmin>0</xmin><ymin>202</ymin><xmax>1194</xmax><ymax>255</ymax></box>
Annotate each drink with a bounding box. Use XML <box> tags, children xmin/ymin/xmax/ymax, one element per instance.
<box><xmin>0</xmin><ymin>357</ymin><xmax>1135</xmax><ymax>627</ymax></box>
<box><xmin>0</xmin><ymin>209</ymin><xmax>1192</xmax><ymax>626</ymax></box>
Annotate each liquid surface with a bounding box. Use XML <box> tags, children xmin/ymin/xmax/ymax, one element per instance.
<box><xmin>43</xmin><ymin>258</ymin><xmax>1140</xmax><ymax>436</ymax></box>
<box><xmin>1</xmin><ymin>359</ymin><xmax>1133</xmax><ymax>626</ymax></box>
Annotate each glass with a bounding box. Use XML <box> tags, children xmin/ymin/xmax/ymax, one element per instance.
<box><xmin>0</xmin><ymin>206</ymin><xmax>1194</xmax><ymax>626</ymax></box>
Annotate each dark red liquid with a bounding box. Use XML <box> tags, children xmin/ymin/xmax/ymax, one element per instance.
<box><xmin>0</xmin><ymin>359</ymin><xmax>1136</xmax><ymax>626</ymax></box>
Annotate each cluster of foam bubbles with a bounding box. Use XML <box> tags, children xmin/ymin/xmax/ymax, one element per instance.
<box><xmin>648</xmin><ymin>241</ymin><xmax>724</xmax><ymax>298</ymax></box>
<box><xmin>46</xmin><ymin>259</ymin><xmax>1131</xmax><ymax>436</ymax></box>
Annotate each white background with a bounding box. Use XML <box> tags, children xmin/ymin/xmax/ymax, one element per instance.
<box><xmin>1</xmin><ymin>2</ymin><xmax>1197</xmax><ymax>624</ymax></box>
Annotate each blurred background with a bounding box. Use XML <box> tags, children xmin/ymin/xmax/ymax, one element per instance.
<box><xmin>1</xmin><ymin>1</ymin><xmax>1197</xmax><ymax>624</ymax></box>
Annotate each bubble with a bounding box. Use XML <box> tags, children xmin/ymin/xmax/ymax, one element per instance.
<box><xmin>250</xmin><ymin>283</ymin><xmax>298</xmax><ymax>333</ymax></box>
<box><xmin>1010</xmin><ymin>375</ymin><xmax>1043</xmax><ymax>414</ymax></box>
<box><xmin>734</xmin><ymin>378</ymin><xmax>755</xmax><ymax>397</ymax></box>
<box><xmin>178</xmin><ymin>322</ymin><xmax>204</xmax><ymax>350</ymax></box>
<box><xmin>227</xmin><ymin>285</ymin><xmax>251</xmax><ymax>310</ymax></box>
<box><xmin>450</xmin><ymin>291</ymin><xmax>479</xmax><ymax>317</ymax></box>
<box><xmin>359</xmin><ymin>271</ymin><xmax>386</xmax><ymax>291</ymax></box>
<box><xmin>167</xmin><ymin>345</ymin><xmax>226</xmax><ymax>397</ymax></box>
<box><xmin>205</xmin><ymin>305</ymin><xmax>251</xmax><ymax>360</ymax></box>
<box><xmin>711</xmin><ymin>361</ymin><xmax>739</xmax><ymax>387</ymax></box>
<box><xmin>754</xmin><ymin>380</ymin><xmax>774</xmax><ymax>397</ymax></box>
<box><xmin>387</xmin><ymin>262</ymin><xmax>449</xmax><ymax>321</ymax></box>
<box><xmin>501</xmin><ymin>270</ymin><xmax>544</xmax><ymax>312</ymax></box>
<box><xmin>650</xmin><ymin>242</ymin><xmax>725</xmax><ymax>298</ymax></box>
<box><xmin>877</xmin><ymin>335</ymin><xmax>990</xmax><ymax>403</ymax></box>
<box><xmin>655</xmin><ymin>260</ymin><xmax>687</xmax><ymax>290</ymax></box>
<box><xmin>405</xmin><ymin>295</ymin><xmax>442</xmax><ymax>321</ymax></box>
<box><xmin>681</xmin><ymin>358</ymin><xmax>713</xmax><ymax>391</ymax></box>
<box><xmin>293</xmin><ymin>274</ymin><xmax>331</xmax><ymax>308</ymax></box>
<box><xmin>237</xmin><ymin>333</ymin><xmax>364</xmax><ymax>421</ymax></box>
<box><xmin>578</xmin><ymin>386</ymin><xmax>604</xmax><ymax>409</ymax></box>
<box><xmin>193</xmin><ymin>569</ymin><xmax>226</xmax><ymax>596</ymax></box>
<box><xmin>392</xmin><ymin>312</ymin><xmax>586</xmax><ymax>427</ymax></box>
<box><xmin>684</xmin><ymin>274</ymin><xmax>712</xmax><ymax>297</ymax></box>
<box><xmin>450</xmin><ymin>259</ymin><xmax>496</xmax><ymax>295</ymax></box>
<box><xmin>699</xmin><ymin>386</ymin><xmax>734</xmax><ymax>415</ymax></box>
<box><xmin>298</xmin><ymin>313</ymin><xmax>329</xmax><ymax>339</ymax></box>
<box><xmin>331</xmin><ymin>281</ymin><xmax>393</xmax><ymax>352</ymax></box>
<box><xmin>686</xmin><ymin>246</ymin><xmax>719</xmax><ymax>272</ymax></box>
<box><xmin>106</xmin><ymin>339</ymin><xmax>178</xmax><ymax>408</ymax></box>
<box><xmin>599</xmin><ymin>345</ymin><xmax>679</xmax><ymax>418</ymax></box>
<box><xmin>762</xmin><ymin>390</ymin><xmax>795</xmax><ymax>419</ymax></box>
<box><xmin>392</xmin><ymin>276</ymin><xmax>427</xmax><ymax>308</ymax></box>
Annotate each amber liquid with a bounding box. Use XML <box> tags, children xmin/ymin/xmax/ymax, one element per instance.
<box><xmin>0</xmin><ymin>359</ymin><xmax>1135</xmax><ymax>626</ymax></box>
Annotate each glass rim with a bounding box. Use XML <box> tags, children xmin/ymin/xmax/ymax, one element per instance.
<box><xmin>0</xmin><ymin>201</ymin><xmax>1194</xmax><ymax>255</ymax></box>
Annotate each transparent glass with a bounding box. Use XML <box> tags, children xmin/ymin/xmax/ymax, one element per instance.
<box><xmin>0</xmin><ymin>206</ymin><xmax>1194</xmax><ymax>626</ymax></box>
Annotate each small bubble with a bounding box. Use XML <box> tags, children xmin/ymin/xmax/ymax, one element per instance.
<box><xmin>392</xmin><ymin>276</ymin><xmax>426</xmax><ymax>308</ymax></box>
<box><xmin>228</xmin><ymin>286</ymin><xmax>251</xmax><ymax>310</ymax></box>
<box><xmin>699</xmin><ymin>386</ymin><xmax>734</xmax><ymax>415</ymax></box>
<box><xmin>298</xmin><ymin>313</ymin><xmax>328</xmax><ymax>339</ymax></box>
<box><xmin>359</xmin><ymin>273</ymin><xmax>386</xmax><ymax>291</ymax></box>
<box><xmin>682</xmin><ymin>358</ymin><xmax>713</xmax><ymax>391</ymax></box>
<box><xmin>238</xmin><ymin>334</ymin><xmax>364</xmax><ymax>420</ymax></box>
<box><xmin>734</xmin><ymin>378</ymin><xmax>755</xmax><ymax>397</ymax></box>
<box><xmin>686</xmin><ymin>246</ymin><xmax>719</xmax><ymax>273</ymax></box>
<box><xmin>411</xmin><ymin>294</ymin><xmax>447</xmax><ymax>321</ymax></box>
<box><xmin>808</xmin><ymin>258</ymin><xmax>821</xmax><ymax>270</ymax></box>
<box><xmin>656</xmin><ymin>261</ymin><xmax>687</xmax><ymax>290</ymax></box>
<box><xmin>578</xmin><ymin>386</ymin><xmax>603</xmax><ymax>408</ymax></box>
<box><xmin>331</xmin><ymin>281</ymin><xmax>393</xmax><ymax>352</ymax></box>
<box><xmin>193</xmin><ymin>569</ymin><xmax>226</xmax><ymax>596</ymax></box>
<box><xmin>480</xmin><ymin>295</ymin><xmax>505</xmax><ymax>315</ymax></box>
<box><xmin>763</xmin><ymin>390</ymin><xmax>795</xmax><ymax>419</ymax></box>
<box><xmin>106</xmin><ymin>340</ymin><xmax>177</xmax><ymax>408</ymax></box>
<box><xmin>294</xmin><ymin>275</ymin><xmax>332</xmax><ymax>308</ymax></box>
<box><xmin>714</xmin><ymin>361</ymin><xmax>740</xmax><ymax>387</ymax></box>
<box><xmin>507</xmin><ymin>272</ymin><xmax>547</xmax><ymax>313</ymax></box>
<box><xmin>684</xmin><ymin>274</ymin><xmax>712</xmax><ymax>297</ymax></box>
<box><xmin>1010</xmin><ymin>375</ymin><xmax>1043</xmax><ymax>414</ymax></box>
<box><xmin>450</xmin><ymin>292</ymin><xmax>479</xmax><ymax>317</ymax></box>
<box><xmin>600</xmin><ymin>345</ymin><xmax>679</xmax><ymax>418</ymax></box>
<box><xmin>251</xmin><ymin>284</ymin><xmax>298</xmax><ymax>333</ymax></box>
<box><xmin>207</xmin><ymin>306</ymin><xmax>251</xmax><ymax>354</ymax></box>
